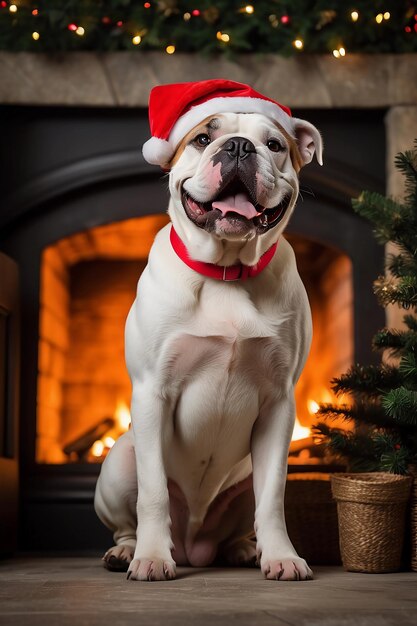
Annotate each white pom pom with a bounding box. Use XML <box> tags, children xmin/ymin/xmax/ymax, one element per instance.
<box><xmin>142</xmin><ymin>137</ymin><xmax>173</xmax><ymax>166</ymax></box>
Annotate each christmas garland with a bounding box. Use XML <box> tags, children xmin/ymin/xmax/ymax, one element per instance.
<box><xmin>0</xmin><ymin>0</ymin><xmax>417</xmax><ymax>56</ymax></box>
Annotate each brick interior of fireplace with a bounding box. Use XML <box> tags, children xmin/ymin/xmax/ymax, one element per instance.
<box><xmin>37</xmin><ymin>215</ymin><xmax>353</xmax><ymax>464</ymax></box>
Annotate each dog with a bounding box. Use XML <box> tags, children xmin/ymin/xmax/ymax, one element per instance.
<box><xmin>94</xmin><ymin>80</ymin><xmax>322</xmax><ymax>581</ymax></box>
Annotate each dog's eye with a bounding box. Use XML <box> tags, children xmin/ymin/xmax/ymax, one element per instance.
<box><xmin>267</xmin><ymin>139</ymin><xmax>284</xmax><ymax>153</ymax></box>
<box><xmin>194</xmin><ymin>134</ymin><xmax>211</xmax><ymax>147</ymax></box>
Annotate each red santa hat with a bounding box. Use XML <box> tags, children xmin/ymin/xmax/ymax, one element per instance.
<box><xmin>142</xmin><ymin>79</ymin><xmax>294</xmax><ymax>167</ymax></box>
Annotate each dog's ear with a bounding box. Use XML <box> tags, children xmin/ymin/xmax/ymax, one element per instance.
<box><xmin>292</xmin><ymin>118</ymin><xmax>323</xmax><ymax>166</ymax></box>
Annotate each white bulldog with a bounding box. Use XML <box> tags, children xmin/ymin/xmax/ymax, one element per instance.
<box><xmin>94</xmin><ymin>82</ymin><xmax>322</xmax><ymax>582</ymax></box>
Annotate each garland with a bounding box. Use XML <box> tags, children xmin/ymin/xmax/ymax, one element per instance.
<box><xmin>1</xmin><ymin>0</ymin><xmax>417</xmax><ymax>56</ymax></box>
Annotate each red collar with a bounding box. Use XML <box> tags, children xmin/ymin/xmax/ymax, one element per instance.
<box><xmin>170</xmin><ymin>226</ymin><xmax>278</xmax><ymax>282</ymax></box>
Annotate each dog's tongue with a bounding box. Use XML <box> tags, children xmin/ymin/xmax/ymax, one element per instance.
<box><xmin>212</xmin><ymin>193</ymin><xmax>259</xmax><ymax>219</ymax></box>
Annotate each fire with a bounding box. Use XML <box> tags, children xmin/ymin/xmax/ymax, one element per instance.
<box><xmin>307</xmin><ymin>399</ymin><xmax>320</xmax><ymax>415</ymax></box>
<box><xmin>115</xmin><ymin>400</ymin><xmax>131</xmax><ymax>431</ymax></box>
<box><xmin>292</xmin><ymin>415</ymin><xmax>311</xmax><ymax>441</ymax></box>
<box><xmin>89</xmin><ymin>400</ymin><xmax>131</xmax><ymax>461</ymax></box>
<box><xmin>91</xmin><ymin>440</ymin><xmax>105</xmax><ymax>457</ymax></box>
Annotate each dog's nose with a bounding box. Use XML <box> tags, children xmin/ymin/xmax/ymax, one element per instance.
<box><xmin>222</xmin><ymin>136</ymin><xmax>256</xmax><ymax>160</ymax></box>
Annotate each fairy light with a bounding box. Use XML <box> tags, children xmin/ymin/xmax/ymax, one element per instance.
<box><xmin>166</xmin><ymin>44</ymin><xmax>176</xmax><ymax>54</ymax></box>
<box><xmin>183</xmin><ymin>12</ymin><xmax>191</xmax><ymax>20</ymax></box>
<box><xmin>333</xmin><ymin>46</ymin><xmax>346</xmax><ymax>58</ymax></box>
<box><xmin>192</xmin><ymin>9</ymin><xmax>200</xmax><ymax>16</ymax></box>
<box><xmin>75</xmin><ymin>26</ymin><xmax>85</xmax><ymax>36</ymax></box>
<box><xmin>116</xmin><ymin>20</ymin><xmax>123</xmax><ymax>27</ymax></box>
<box><xmin>144</xmin><ymin>2</ymin><xmax>151</xmax><ymax>7</ymax></box>
<box><xmin>32</xmin><ymin>8</ymin><xmax>39</xmax><ymax>16</ymax></box>
<box><xmin>9</xmin><ymin>4</ymin><xmax>17</xmax><ymax>13</ymax></box>
<box><xmin>104</xmin><ymin>436</ymin><xmax>115</xmax><ymax>448</ymax></box>
<box><xmin>68</xmin><ymin>23</ymin><xmax>77</xmax><ymax>31</ymax></box>
<box><xmin>281</xmin><ymin>15</ymin><xmax>290</xmax><ymax>24</ymax></box>
<box><xmin>351</xmin><ymin>11</ymin><xmax>359</xmax><ymax>22</ymax></box>
<box><xmin>217</xmin><ymin>31</ymin><xmax>230</xmax><ymax>42</ymax></box>
<box><xmin>0</xmin><ymin>1</ymin><xmax>7</xmax><ymax>8</ymax></box>
<box><xmin>384</xmin><ymin>12</ymin><xmax>390</xmax><ymax>20</ymax></box>
<box><xmin>132</xmin><ymin>35</ymin><xmax>141</xmax><ymax>45</ymax></box>
<box><xmin>375</xmin><ymin>13</ymin><xmax>383</xmax><ymax>24</ymax></box>
<box><xmin>245</xmin><ymin>5</ymin><xmax>254</xmax><ymax>14</ymax></box>
<box><xmin>293</xmin><ymin>39</ymin><xmax>303</xmax><ymax>50</ymax></box>
<box><xmin>32</xmin><ymin>31</ymin><xmax>40</xmax><ymax>40</ymax></box>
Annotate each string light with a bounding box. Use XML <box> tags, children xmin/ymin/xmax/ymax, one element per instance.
<box><xmin>32</xmin><ymin>9</ymin><xmax>39</xmax><ymax>16</ymax></box>
<box><xmin>144</xmin><ymin>2</ymin><xmax>151</xmax><ymax>7</ymax></box>
<box><xmin>245</xmin><ymin>5</ymin><xmax>254</xmax><ymax>14</ymax></box>
<box><xmin>384</xmin><ymin>12</ymin><xmax>390</xmax><ymax>20</ymax></box>
<box><xmin>375</xmin><ymin>13</ymin><xmax>383</xmax><ymax>24</ymax></box>
<box><xmin>293</xmin><ymin>39</ymin><xmax>303</xmax><ymax>50</ymax></box>
<box><xmin>184</xmin><ymin>12</ymin><xmax>191</xmax><ymax>20</ymax></box>
<box><xmin>116</xmin><ymin>20</ymin><xmax>123</xmax><ymax>27</ymax></box>
<box><xmin>0</xmin><ymin>1</ymin><xmax>7</xmax><ymax>8</ymax></box>
<box><xmin>68</xmin><ymin>23</ymin><xmax>77</xmax><ymax>31</ymax></box>
<box><xmin>9</xmin><ymin>4</ymin><xmax>18</xmax><ymax>13</ymax></box>
<box><xmin>333</xmin><ymin>46</ymin><xmax>346</xmax><ymax>58</ymax></box>
<box><xmin>132</xmin><ymin>35</ymin><xmax>141</xmax><ymax>45</ymax></box>
<box><xmin>281</xmin><ymin>15</ymin><xmax>290</xmax><ymax>24</ymax></box>
<box><xmin>351</xmin><ymin>11</ymin><xmax>359</xmax><ymax>22</ymax></box>
<box><xmin>192</xmin><ymin>9</ymin><xmax>200</xmax><ymax>16</ymax></box>
<box><xmin>32</xmin><ymin>31</ymin><xmax>40</xmax><ymax>41</ymax></box>
<box><xmin>166</xmin><ymin>44</ymin><xmax>175</xmax><ymax>54</ymax></box>
<box><xmin>102</xmin><ymin>16</ymin><xmax>111</xmax><ymax>24</ymax></box>
<box><xmin>217</xmin><ymin>31</ymin><xmax>230</xmax><ymax>42</ymax></box>
<box><xmin>75</xmin><ymin>26</ymin><xmax>85</xmax><ymax>36</ymax></box>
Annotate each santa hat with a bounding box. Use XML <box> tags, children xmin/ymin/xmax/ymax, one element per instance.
<box><xmin>142</xmin><ymin>79</ymin><xmax>294</xmax><ymax>167</ymax></box>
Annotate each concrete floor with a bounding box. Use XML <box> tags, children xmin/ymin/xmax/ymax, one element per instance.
<box><xmin>0</xmin><ymin>557</ymin><xmax>416</xmax><ymax>626</ymax></box>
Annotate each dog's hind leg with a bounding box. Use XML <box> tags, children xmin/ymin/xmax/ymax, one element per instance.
<box><xmin>94</xmin><ymin>431</ymin><xmax>138</xmax><ymax>571</ymax></box>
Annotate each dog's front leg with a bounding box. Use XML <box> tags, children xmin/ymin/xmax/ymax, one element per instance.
<box><xmin>127</xmin><ymin>383</ymin><xmax>176</xmax><ymax>582</ymax></box>
<box><xmin>251</xmin><ymin>394</ymin><xmax>313</xmax><ymax>581</ymax></box>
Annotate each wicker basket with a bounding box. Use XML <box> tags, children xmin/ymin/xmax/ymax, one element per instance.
<box><xmin>331</xmin><ymin>472</ymin><xmax>412</xmax><ymax>573</ymax></box>
<box><xmin>408</xmin><ymin>465</ymin><xmax>417</xmax><ymax>572</ymax></box>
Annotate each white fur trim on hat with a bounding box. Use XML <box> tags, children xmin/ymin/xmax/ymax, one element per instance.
<box><xmin>142</xmin><ymin>136</ymin><xmax>173</xmax><ymax>166</ymax></box>
<box><xmin>142</xmin><ymin>95</ymin><xmax>294</xmax><ymax>167</ymax></box>
<box><xmin>170</xmin><ymin>96</ymin><xmax>294</xmax><ymax>150</ymax></box>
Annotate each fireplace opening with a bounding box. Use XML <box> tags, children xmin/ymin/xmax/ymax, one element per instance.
<box><xmin>36</xmin><ymin>215</ymin><xmax>353</xmax><ymax>466</ymax></box>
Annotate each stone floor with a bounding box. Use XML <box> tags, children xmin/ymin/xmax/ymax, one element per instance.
<box><xmin>0</xmin><ymin>557</ymin><xmax>416</xmax><ymax>626</ymax></box>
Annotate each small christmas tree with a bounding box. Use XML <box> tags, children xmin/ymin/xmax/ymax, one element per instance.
<box><xmin>314</xmin><ymin>140</ymin><xmax>417</xmax><ymax>475</ymax></box>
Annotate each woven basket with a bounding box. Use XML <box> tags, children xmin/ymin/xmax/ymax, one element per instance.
<box><xmin>331</xmin><ymin>472</ymin><xmax>412</xmax><ymax>573</ymax></box>
<box><xmin>408</xmin><ymin>465</ymin><xmax>417</xmax><ymax>572</ymax></box>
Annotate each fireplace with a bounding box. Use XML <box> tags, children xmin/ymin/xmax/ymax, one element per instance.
<box><xmin>0</xmin><ymin>104</ymin><xmax>385</xmax><ymax>551</ymax></box>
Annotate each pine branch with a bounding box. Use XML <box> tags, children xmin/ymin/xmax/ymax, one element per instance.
<box><xmin>330</xmin><ymin>364</ymin><xmax>403</xmax><ymax>397</ymax></box>
<box><xmin>399</xmin><ymin>352</ymin><xmax>417</xmax><ymax>383</ymax></box>
<box><xmin>381</xmin><ymin>387</ymin><xmax>417</xmax><ymax>426</ymax></box>
<box><xmin>317</xmin><ymin>401</ymin><xmax>401</xmax><ymax>430</ymax></box>
<box><xmin>373</xmin><ymin>275</ymin><xmax>417</xmax><ymax>309</ymax></box>
<box><xmin>372</xmin><ymin>328</ymin><xmax>417</xmax><ymax>356</ymax></box>
<box><xmin>395</xmin><ymin>143</ymin><xmax>417</xmax><ymax>209</ymax></box>
<box><xmin>386</xmin><ymin>253</ymin><xmax>417</xmax><ymax>280</ymax></box>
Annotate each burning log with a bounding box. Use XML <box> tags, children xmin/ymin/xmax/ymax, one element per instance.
<box><xmin>63</xmin><ymin>417</ymin><xmax>115</xmax><ymax>460</ymax></box>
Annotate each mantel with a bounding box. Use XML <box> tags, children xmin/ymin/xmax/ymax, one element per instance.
<box><xmin>0</xmin><ymin>52</ymin><xmax>416</xmax><ymax>108</ymax></box>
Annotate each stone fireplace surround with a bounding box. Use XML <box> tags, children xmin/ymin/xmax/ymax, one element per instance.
<box><xmin>1</xmin><ymin>52</ymin><xmax>416</xmax><ymax>551</ymax></box>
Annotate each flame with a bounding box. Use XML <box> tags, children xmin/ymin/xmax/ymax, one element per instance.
<box><xmin>91</xmin><ymin>440</ymin><xmax>105</xmax><ymax>457</ymax></box>
<box><xmin>104</xmin><ymin>436</ymin><xmax>116</xmax><ymax>448</ymax></box>
<box><xmin>115</xmin><ymin>400</ymin><xmax>131</xmax><ymax>431</ymax></box>
<box><xmin>292</xmin><ymin>416</ymin><xmax>311</xmax><ymax>441</ymax></box>
<box><xmin>308</xmin><ymin>399</ymin><xmax>320</xmax><ymax>415</ymax></box>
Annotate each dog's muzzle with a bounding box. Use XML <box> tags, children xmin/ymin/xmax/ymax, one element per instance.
<box><xmin>181</xmin><ymin>136</ymin><xmax>291</xmax><ymax>235</ymax></box>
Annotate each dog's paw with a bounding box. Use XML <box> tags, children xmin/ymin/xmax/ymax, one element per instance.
<box><xmin>223</xmin><ymin>539</ymin><xmax>257</xmax><ymax>567</ymax></box>
<box><xmin>103</xmin><ymin>545</ymin><xmax>134</xmax><ymax>572</ymax></box>
<box><xmin>127</xmin><ymin>558</ymin><xmax>176</xmax><ymax>581</ymax></box>
<box><xmin>261</xmin><ymin>556</ymin><xmax>313</xmax><ymax>581</ymax></box>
